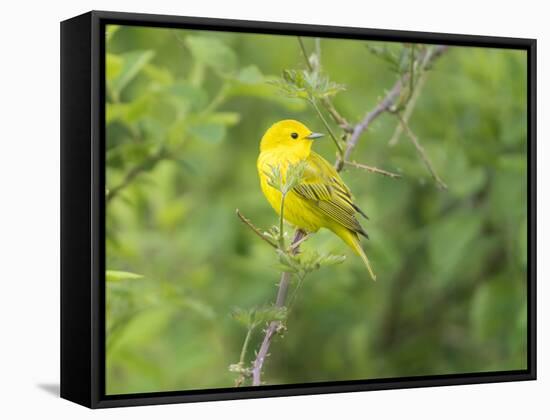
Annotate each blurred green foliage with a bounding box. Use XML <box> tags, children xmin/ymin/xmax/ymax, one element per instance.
<box><xmin>105</xmin><ymin>24</ymin><xmax>527</xmax><ymax>394</ymax></box>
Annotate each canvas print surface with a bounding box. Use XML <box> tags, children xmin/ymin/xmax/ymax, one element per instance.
<box><xmin>104</xmin><ymin>24</ymin><xmax>528</xmax><ymax>395</ymax></box>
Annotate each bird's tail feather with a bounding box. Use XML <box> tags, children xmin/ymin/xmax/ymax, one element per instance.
<box><xmin>336</xmin><ymin>227</ymin><xmax>377</xmax><ymax>281</ymax></box>
<box><xmin>355</xmin><ymin>244</ymin><xmax>377</xmax><ymax>281</ymax></box>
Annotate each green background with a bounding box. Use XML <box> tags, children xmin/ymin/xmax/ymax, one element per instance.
<box><xmin>105</xmin><ymin>24</ymin><xmax>527</xmax><ymax>395</ymax></box>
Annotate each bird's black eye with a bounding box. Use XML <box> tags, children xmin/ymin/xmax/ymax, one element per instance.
<box><xmin>291</xmin><ymin>132</ymin><xmax>298</xmax><ymax>139</ymax></box>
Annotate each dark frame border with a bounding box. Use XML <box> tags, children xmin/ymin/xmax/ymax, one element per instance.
<box><xmin>60</xmin><ymin>10</ymin><xmax>537</xmax><ymax>409</ymax></box>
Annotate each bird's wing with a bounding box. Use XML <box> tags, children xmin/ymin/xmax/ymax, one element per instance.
<box><xmin>292</xmin><ymin>152</ymin><xmax>368</xmax><ymax>237</ymax></box>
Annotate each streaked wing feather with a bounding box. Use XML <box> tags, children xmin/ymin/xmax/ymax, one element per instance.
<box><xmin>292</xmin><ymin>152</ymin><xmax>368</xmax><ymax>237</ymax></box>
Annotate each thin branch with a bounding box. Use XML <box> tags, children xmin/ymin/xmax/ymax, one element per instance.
<box><xmin>395</xmin><ymin>113</ymin><xmax>448</xmax><ymax>190</ymax></box>
<box><xmin>322</xmin><ymin>98</ymin><xmax>354</xmax><ymax>133</ymax></box>
<box><xmin>405</xmin><ymin>44</ymin><xmax>416</xmax><ymax>105</ymax></box>
<box><xmin>297</xmin><ymin>37</ymin><xmax>313</xmax><ymax>72</ymax></box>
<box><xmin>106</xmin><ymin>149</ymin><xmax>166</xmax><ymax>204</ymax></box>
<box><xmin>299</xmin><ymin>39</ymin><xmax>346</xmax><ymax>157</ymax></box>
<box><xmin>298</xmin><ymin>37</ymin><xmax>353</xmax><ymax>132</ymax></box>
<box><xmin>337</xmin><ymin>45</ymin><xmax>449</xmax><ymax>171</ymax></box>
<box><xmin>389</xmin><ymin>45</ymin><xmax>446</xmax><ymax>146</ymax></box>
<box><xmin>345</xmin><ymin>160</ymin><xmax>402</xmax><ymax>179</ymax></box>
<box><xmin>278</xmin><ymin>194</ymin><xmax>287</xmax><ymax>248</ymax></box>
<box><xmin>252</xmin><ymin>230</ymin><xmax>306</xmax><ymax>386</ymax></box>
<box><xmin>310</xmin><ymin>99</ymin><xmax>344</xmax><ymax>156</ymax></box>
<box><xmin>289</xmin><ymin>232</ymin><xmax>311</xmax><ymax>252</ymax></box>
<box><xmin>234</xmin><ymin>326</ymin><xmax>254</xmax><ymax>387</ymax></box>
<box><xmin>239</xmin><ymin>328</ymin><xmax>253</xmax><ymax>365</ymax></box>
<box><xmin>424</xmin><ymin>44</ymin><xmax>449</xmax><ymax>64</ymax></box>
<box><xmin>339</xmin><ymin>78</ymin><xmax>404</xmax><ymax>170</ymax></box>
<box><xmin>236</xmin><ymin>209</ymin><xmax>278</xmax><ymax>249</ymax></box>
<box><xmin>388</xmin><ymin>70</ymin><xmax>428</xmax><ymax>146</ymax></box>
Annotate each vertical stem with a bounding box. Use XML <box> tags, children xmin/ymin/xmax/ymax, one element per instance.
<box><xmin>408</xmin><ymin>44</ymin><xmax>415</xmax><ymax>94</ymax></box>
<box><xmin>278</xmin><ymin>192</ymin><xmax>287</xmax><ymax>248</ymax></box>
<box><xmin>251</xmin><ymin>230</ymin><xmax>305</xmax><ymax>386</ymax></box>
<box><xmin>396</xmin><ymin>113</ymin><xmax>447</xmax><ymax>190</ymax></box>
<box><xmin>239</xmin><ymin>327</ymin><xmax>253</xmax><ymax>366</ymax></box>
<box><xmin>297</xmin><ymin>37</ymin><xmax>352</xmax><ymax>132</ymax></box>
<box><xmin>310</xmin><ymin>99</ymin><xmax>344</xmax><ymax>156</ymax></box>
<box><xmin>297</xmin><ymin>37</ymin><xmax>313</xmax><ymax>71</ymax></box>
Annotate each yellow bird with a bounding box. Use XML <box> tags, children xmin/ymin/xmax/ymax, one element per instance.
<box><xmin>257</xmin><ymin>119</ymin><xmax>376</xmax><ymax>280</ymax></box>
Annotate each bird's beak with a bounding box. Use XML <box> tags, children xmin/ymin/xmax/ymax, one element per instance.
<box><xmin>306</xmin><ymin>132</ymin><xmax>324</xmax><ymax>140</ymax></box>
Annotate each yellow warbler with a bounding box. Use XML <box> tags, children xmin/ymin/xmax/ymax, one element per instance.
<box><xmin>257</xmin><ymin>119</ymin><xmax>376</xmax><ymax>280</ymax></box>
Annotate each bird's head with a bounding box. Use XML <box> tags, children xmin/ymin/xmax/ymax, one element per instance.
<box><xmin>260</xmin><ymin>120</ymin><xmax>324</xmax><ymax>156</ymax></box>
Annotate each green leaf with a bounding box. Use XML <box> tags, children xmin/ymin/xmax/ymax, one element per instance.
<box><xmin>263</xmin><ymin>226</ymin><xmax>282</xmax><ymax>243</ymax></box>
<box><xmin>106</xmin><ymin>270</ymin><xmax>144</xmax><ymax>282</ymax></box>
<box><xmin>497</xmin><ymin>153</ymin><xmax>527</xmax><ymax>173</ymax></box>
<box><xmin>188</xmin><ymin>122</ymin><xmax>226</xmax><ymax>144</ymax></box>
<box><xmin>107</xmin><ymin>306</ymin><xmax>173</xmax><ymax>354</ymax></box>
<box><xmin>264</xmin><ymin>164</ymin><xmax>284</xmax><ymax>192</ymax></box>
<box><xmin>182</xmin><ymin>298</ymin><xmax>216</xmax><ymax>320</ymax></box>
<box><xmin>470</xmin><ymin>276</ymin><xmax>526</xmax><ymax>347</ymax></box>
<box><xmin>234</xmin><ymin>65</ymin><xmax>264</xmax><ymax>84</ymax></box>
<box><xmin>275</xmin><ymin>250</ymin><xmax>301</xmax><ymax>274</ymax></box>
<box><xmin>105</xmin><ymin>25</ymin><xmax>120</xmax><ymax>42</ymax></box>
<box><xmin>231</xmin><ymin>307</ymin><xmax>253</xmax><ymax>327</ymax></box>
<box><xmin>105</xmin><ymin>103</ymin><xmax>124</xmax><ymax>125</ymax></box>
<box><xmin>201</xmin><ymin>112</ymin><xmax>241</xmax><ymax>126</ymax></box>
<box><xmin>226</xmin><ymin>79</ymin><xmax>306</xmax><ymax>111</ymax></box>
<box><xmin>231</xmin><ymin>305</ymin><xmax>288</xmax><ymax>328</ymax></box>
<box><xmin>264</xmin><ymin>160</ymin><xmax>307</xmax><ymax>194</ymax></box>
<box><xmin>107</xmin><ymin>141</ymin><xmax>157</xmax><ymax>169</ymax></box>
<box><xmin>443</xmin><ymin>145</ymin><xmax>486</xmax><ymax>198</ymax></box>
<box><xmin>317</xmin><ymin>254</ymin><xmax>347</xmax><ymax>267</ymax></box>
<box><xmin>185</xmin><ymin>36</ymin><xmax>237</xmax><ymax>75</ymax></box>
<box><xmin>254</xmin><ymin>305</ymin><xmax>288</xmax><ymax>324</ymax></box>
<box><xmin>271</xmin><ymin>70</ymin><xmax>308</xmax><ymax>99</ymax></box>
<box><xmin>143</xmin><ymin>64</ymin><xmax>174</xmax><ymax>85</ymax></box>
<box><xmin>284</xmin><ymin>160</ymin><xmax>308</xmax><ymax>193</ymax></box>
<box><xmin>156</xmin><ymin>198</ymin><xmax>188</xmax><ymax>231</ymax></box>
<box><xmin>166</xmin><ymin>118</ymin><xmax>188</xmax><ymax>147</ymax></box>
<box><xmin>365</xmin><ymin>43</ymin><xmax>402</xmax><ymax>73</ymax></box>
<box><xmin>106</xmin><ymin>93</ymin><xmax>154</xmax><ymax>125</ymax></box>
<box><xmin>271</xmin><ymin>69</ymin><xmax>345</xmax><ymax>100</ymax></box>
<box><xmin>168</xmin><ymin>81</ymin><xmax>208</xmax><ymax>112</ymax></box>
<box><xmin>297</xmin><ymin>250</ymin><xmax>346</xmax><ymax>274</ymax></box>
<box><xmin>109</xmin><ymin>50</ymin><xmax>155</xmax><ymax>101</ymax></box>
<box><xmin>106</xmin><ymin>53</ymin><xmax>123</xmax><ymax>82</ymax></box>
<box><xmin>429</xmin><ymin>210</ymin><xmax>483</xmax><ymax>282</ymax></box>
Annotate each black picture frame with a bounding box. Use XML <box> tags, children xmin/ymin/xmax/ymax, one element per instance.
<box><xmin>60</xmin><ymin>10</ymin><xmax>537</xmax><ymax>409</ymax></box>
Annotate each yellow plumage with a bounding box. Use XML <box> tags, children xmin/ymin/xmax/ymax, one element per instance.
<box><xmin>257</xmin><ymin>119</ymin><xmax>376</xmax><ymax>280</ymax></box>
